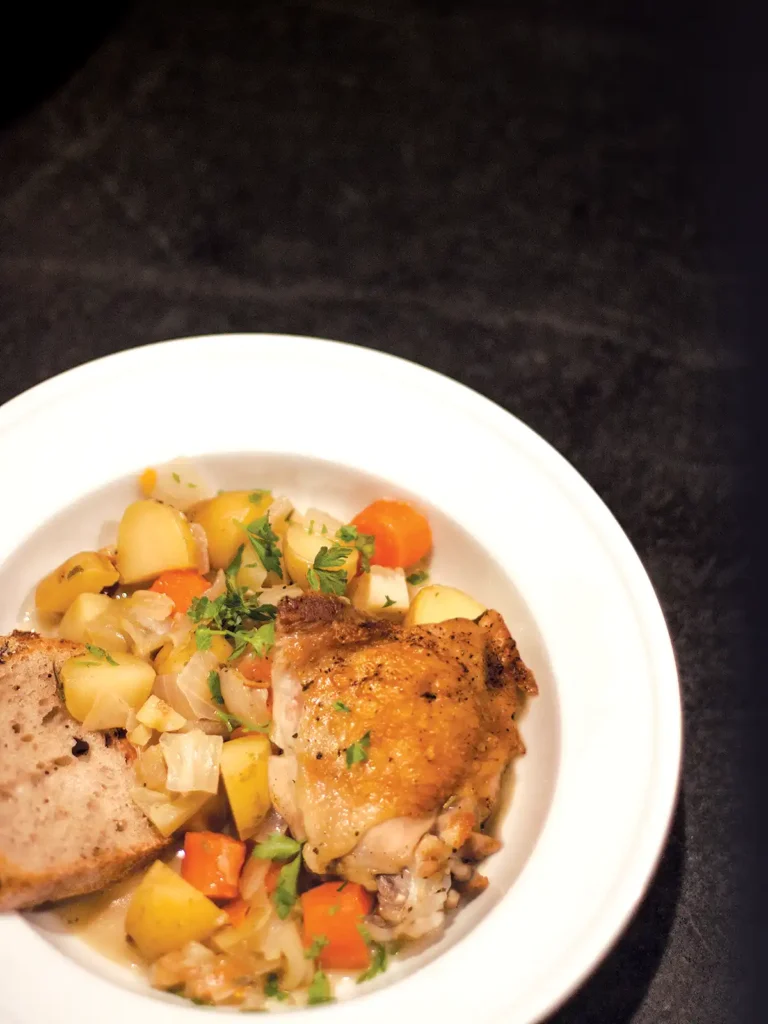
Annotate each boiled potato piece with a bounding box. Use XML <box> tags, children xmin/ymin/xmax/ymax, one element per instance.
<box><xmin>153</xmin><ymin>633</ymin><xmax>231</xmax><ymax>675</ymax></box>
<box><xmin>283</xmin><ymin>520</ymin><xmax>358</xmax><ymax>591</ymax></box>
<box><xmin>61</xmin><ymin>651</ymin><xmax>156</xmax><ymax>724</ymax></box>
<box><xmin>136</xmin><ymin>694</ymin><xmax>186</xmax><ymax>732</ymax></box>
<box><xmin>404</xmin><ymin>584</ymin><xmax>486</xmax><ymax>627</ymax></box>
<box><xmin>35</xmin><ymin>552</ymin><xmax>119</xmax><ymax>616</ymax></box>
<box><xmin>189</xmin><ymin>490</ymin><xmax>272</xmax><ymax>570</ymax></box>
<box><xmin>116</xmin><ymin>500</ymin><xmax>197</xmax><ymax>585</ymax></box>
<box><xmin>58</xmin><ymin>593</ymin><xmax>113</xmax><ymax>643</ymax></box>
<box><xmin>125</xmin><ymin>861</ymin><xmax>226</xmax><ymax>960</ymax></box>
<box><xmin>220</xmin><ymin>734</ymin><xmax>271</xmax><ymax>839</ymax></box>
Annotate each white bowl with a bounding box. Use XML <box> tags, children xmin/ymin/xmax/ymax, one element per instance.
<box><xmin>0</xmin><ymin>334</ymin><xmax>680</xmax><ymax>1024</ymax></box>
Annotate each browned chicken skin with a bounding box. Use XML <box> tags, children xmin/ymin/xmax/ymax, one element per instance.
<box><xmin>270</xmin><ymin>594</ymin><xmax>537</xmax><ymax>915</ymax></box>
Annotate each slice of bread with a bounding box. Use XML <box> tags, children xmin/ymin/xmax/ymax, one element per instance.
<box><xmin>0</xmin><ymin>631</ymin><xmax>170</xmax><ymax>910</ymax></box>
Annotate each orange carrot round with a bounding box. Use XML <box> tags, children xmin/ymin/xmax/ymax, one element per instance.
<box><xmin>352</xmin><ymin>499</ymin><xmax>432</xmax><ymax>568</ymax></box>
<box><xmin>235</xmin><ymin>651</ymin><xmax>273</xmax><ymax>686</ymax></box>
<box><xmin>181</xmin><ymin>831</ymin><xmax>246</xmax><ymax>899</ymax></box>
<box><xmin>300</xmin><ymin>881</ymin><xmax>374</xmax><ymax>970</ymax></box>
<box><xmin>149</xmin><ymin>569</ymin><xmax>210</xmax><ymax>615</ymax></box>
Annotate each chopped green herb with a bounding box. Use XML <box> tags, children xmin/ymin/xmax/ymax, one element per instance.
<box><xmin>228</xmin><ymin>620</ymin><xmax>275</xmax><ymax>661</ymax></box>
<box><xmin>307</xmin><ymin>544</ymin><xmax>349</xmax><ymax>596</ymax></box>
<box><xmin>85</xmin><ymin>644</ymin><xmax>118</xmax><ymax>666</ymax></box>
<box><xmin>273</xmin><ymin>852</ymin><xmax>302</xmax><ymax>919</ymax></box>
<box><xmin>65</xmin><ymin>565</ymin><xmax>84</xmax><ymax>579</ymax></box>
<box><xmin>252</xmin><ymin>833</ymin><xmax>303</xmax><ymax>861</ymax></box>
<box><xmin>407</xmin><ymin>570</ymin><xmax>429</xmax><ymax>586</ymax></box>
<box><xmin>195</xmin><ymin>627</ymin><xmax>214</xmax><ymax>651</ymax></box>
<box><xmin>357</xmin><ymin>922</ymin><xmax>372</xmax><ymax>944</ymax></box>
<box><xmin>321</xmin><ymin>523</ymin><xmax>328</xmax><ymax>535</ymax></box>
<box><xmin>304</xmin><ymin>934</ymin><xmax>329</xmax><ymax>960</ymax></box>
<box><xmin>383</xmin><ymin>595</ymin><xmax>396</xmax><ymax>608</ymax></box>
<box><xmin>285</xmin><ymin>509</ymin><xmax>294</xmax><ymax>523</ymax></box>
<box><xmin>336</xmin><ymin>525</ymin><xmax>357</xmax><ymax>543</ymax></box>
<box><xmin>327</xmin><ymin>904</ymin><xmax>340</xmax><ymax>916</ymax></box>
<box><xmin>245</xmin><ymin>515</ymin><xmax>282</xmax><ymax>578</ymax></box>
<box><xmin>187</xmin><ymin>482</ymin><xmax>197</xmax><ymax>488</ymax></box>
<box><xmin>207</xmin><ymin>670</ymin><xmax>224</xmax><ymax>705</ymax></box>
<box><xmin>226</xmin><ymin>544</ymin><xmax>244</xmax><ymax>578</ymax></box>
<box><xmin>336</xmin><ymin>525</ymin><xmax>375</xmax><ymax>572</ymax></box>
<box><xmin>337</xmin><ymin>880</ymin><xmax>348</xmax><ymax>892</ymax></box>
<box><xmin>357</xmin><ymin>940</ymin><xmax>388</xmax><ymax>983</ymax></box>
<box><xmin>307</xmin><ymin>970</ymin><xmax>333</xmax><ymax>1006</ymax></box>
<box><xmin>172</xmin><ymin>472</ymin><xmax>181</xmax><ymax>484</ymax></box>
<box><xmin>263</xmin><ymin>973</ymin><xmax>287</xmax><ymax>1001</ymax></box>
<box><xmin>345</xmin><ymin>731</ymin><xmax>371</xmax><ymax>767</ymax></box>
<box><xmin>308</xmin><ymin>519</ymin><xmax>315</xmax><ymax>534</ymax></box>
<box><xmin>333</xmin><ymin>701</ymin><xmax>351</xmax><ymax>713</ymax></box>
<box><xmin>249</xmin><ymin>490</ymin><xmax>270</xmax><ymax>504</ymax></box>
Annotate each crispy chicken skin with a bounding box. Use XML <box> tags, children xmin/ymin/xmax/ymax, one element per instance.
<box><xmin>271</xmin><ymin>594</ymin><xmax>537</xmax><ymax>884</ymax></box>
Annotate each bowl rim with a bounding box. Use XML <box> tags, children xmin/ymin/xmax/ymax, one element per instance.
<box><xmin>0</xmin><ymin>333</ymin><xmax>681</xmax><ymax>1024</ymax></box>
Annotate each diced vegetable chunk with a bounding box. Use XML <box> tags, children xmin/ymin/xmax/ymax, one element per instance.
<box><xmin>61</xmin><ymin>651</ymin><xmax>155</xmax><ymax>724</ymax></box>
<box><xmin>351</xmin><ymin>499</ymin><xmax>432</xmax><ymax>568</ymax></box>
<box><xmin>189</xmin><ymin>490</ymin><xmax>272</xmax><ymax>570</ymax></box>
<box><xmin>220</xmin><ymin>734</ymin><xmax>271</xmax><ymax>839</ymax></box>
<box><xmin>149</xmin><ymin>570</ymin><xmax>210</xmax><ymax>614</ymax></box>
<box><xmin>301</xmin><ymin>882</ymin><xmax>374</xmax><ymax>970</ymax></box>
<box><xmin>404</xmin><ymin>584</ymin><xmax>486</xmax><ymax>627</ymax></box>
<box><xmin>117</xmin><ymin>500</ymin><xmax>197</xmax><ymax>585</ymax></box>
<box><xmin>349</xmin><ymin>565</ymin><xmax>409</xmax><ymax>620</ymax></box>
<box><xmin>181</xmin><ymin>831</ymin><xmax>246</xmax><ymax>899</ymax></box>
<box><xmin>136</xmin><ymin>694</ymin><xmax>186</xmax><ymax>732</ymax></box>
<box><xmin>125</xmin><ymin>861</ymin><xmax>226</xmax><ymax>960</ymax></box>
<box><xmin>35</xmin><ymin>552</ymin><xmax>119</xmax><ymax>615</ymax></box>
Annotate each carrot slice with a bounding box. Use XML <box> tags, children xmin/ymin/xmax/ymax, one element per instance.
<box><xmin>351</xmin><ymin>499</ymin><xmax>432</xmax><ymax>569</ymax></box>
<box><xmin>223</xmin><ymin>897</ymin><xmax>251</xmax><ymax>927</ymax></box>
<box><xmin>181</xmin><ymin>831</ymin><xmax>246</xmax><ymax>899</ymax></box>
<box><xmin>300</xmin><ymin>881</ymin><xmax>374</xmax><ymax>970</ymax></box>
<box><xmin>139</xmin><ymin>467</ymin><xmax>157</xmax><ymax>498</ymax></box>
<box><xmin>235</xmin><ymin>651</ymin><xmax>273</xmax><ymax>686</ymax></box>
<box><xmin>149</xmin><ymin>569</ymin><xmax>210</xmax><ymax>615</ymax></box>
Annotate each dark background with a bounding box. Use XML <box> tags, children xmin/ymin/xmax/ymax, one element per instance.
<box><xmin>0</xmin><ymin>1</ymin><xmax>749</xmax><ymax>1021</ymax></box>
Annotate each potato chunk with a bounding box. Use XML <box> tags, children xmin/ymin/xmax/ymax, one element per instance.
<box><xmin>61</xmin><ymin>651</ymin><xmax>155</xmax><ymax>723</ymax></box>
<box><xmin>116</xmin><ymin>500</ymin><xmax>197</xmax><ymax>585</ymax></box>
<box><xmin>125</xmin><ymin>861</ymin><xmax>226</xmax><ymax>960</ymax></box>
<box><xmin>220</xmin><ymin>734</ymin><xmax>271</xmax><ymax>840</ymax></box>
<box><xmin>404</xmin><ymin>584</ymin><xmax>486</xmax><ymax>626</ymax></box>
<box><xmin>35</xmin><ymin>552</ymin><xmax>118</xmax><ymax>615</ymax></box>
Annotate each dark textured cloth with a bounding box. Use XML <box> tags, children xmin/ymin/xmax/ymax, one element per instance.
<box><xmin>0</xmin><ymin>2</ymin><xmax>746</xmax><ymax>1020</ymax></box>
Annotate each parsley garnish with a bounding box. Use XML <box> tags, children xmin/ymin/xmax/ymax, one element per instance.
<box><xmin>407</xmin><ymin>570</ymin><xmax>429</xmax><ymax>586</ymax></box>
<box><xmin>337</xmin><ymin>880</ymin><xmax>348</xmax><ymax>892</ymax></box>
<box><xmin>264</xmin><ymin>973</ymin><xmax>287</xmax><ymax>1001</ymax></box>
<box><xmin>336</xmin><ymin>525</ymin><xmax>375</xmax><ymax>572</ymax></box>
<box><xmin>383</xmin><ymin>595</ymin><xmax>396</xmax><ymax>608</ymax></box>
<box><xmin>187</xmin><ymin>482</ymin><xmax>197</xmax><ymax>488</ymax></box>
<box><xmin>333</xmin><ymin>701</ymin><xmax>351</xmax><ymax>713</ymax></box>
<box><xmin>85</xmin><ymin>644</ymin><xmax>118</xmax><ymax>666</ymax></box>
<box><xmin>273</xmin><ymin>852</ymin><xmax>302</xmax><ymax>919</ymax></box>
<box><xmin>207</xmin><ymin>670</ymin><xmax>224</xmax><ymax>705</ymax></box>
<box><xmin>304</xmin><ymin>934</ymin><xmax>329</xmax><ymax>960</ymax></box>
<box><xmin>188</xmin><ymin>562</ymin><xmax>277</xmax><ymax>657</ymax></box>
<box><xmin>307</xmin><ymin>544</ymin><xmax>348</xmax><ymax>595</ymax></box>
<box><xmin>327</xmin><ymin>904</ymin><xmax>339</xmax><ymax>916</ymax></box>
<box><xmin>307</xmin><ymin>970</ymin><xmax>333</xmax><ymax>1005</ymax></box>
<box><xmin>249</xmin><ymin>490</ymin><xmax>270</xmax><ymax>504</ymax></box>
<box><xmin>172</xmin><ymin>472</ymin><xmax>181</xmax><ymax>483</ymax></box>
<box><xmin>357</xmin><ymin>940</ymin><xmax>388</xmax><ymax>983</ymax></box>
<box><xmin>244</xmin><ymin>515</ymin><xmax>282</xmax><ymax>578</ymax></box>
<box><xmin>345</xmin><ymin>731</ymin><xmax>371</xmax><ymax>767</ymax></box>
<box><xmin>252</xmin><ymin>833</ymin><xmax>303</xmax><ymax>861</ymax></box>
<box><xmin>308</xmin><ymin>519</ymin><xmax>315</xmax><ymax>534</ymax></box>
<box><xmin>65</xmin><ymin>565</ymin><xmax>84</xmax><ymax>579</ymax></box>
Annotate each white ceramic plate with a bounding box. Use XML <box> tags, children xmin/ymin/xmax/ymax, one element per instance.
<box><xmin>0</xmin><ymin>334</ymin><xmax>680</xmax><ymax>1024</ymax></box>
